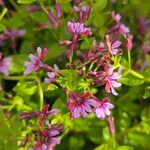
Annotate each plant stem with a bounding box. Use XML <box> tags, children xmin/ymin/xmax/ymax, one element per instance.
<box><xmin>36</xmin><ymin>76</ymin><xmax>44</xmax><ymax>109</ymax></box>
<box><xmin>128</xmin><ymin>50</ymin><xmax>131</xmax><ymax>69</ymax></box>
<box><xmin>38</xmin><ymin>1</ymin><xmax>48</xmax><ymax>14</ymax></box>
<box><xmin>8</xmin><ymin>0</ymin><xmax>19</xmax><ymax>10</ymax></box>
<box><xmin>0</xmin><ymin>75</ymin><xmax>35</xmax><ymax>80</ymax></box>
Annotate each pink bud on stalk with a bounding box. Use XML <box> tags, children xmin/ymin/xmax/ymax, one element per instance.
<box><xmin>106</xmin><ymin>116</ymin><xmax>116</xmax><ymax>135</ymax></box>
<box><xmin>47</xmin><ymin>10</ymin><xmax>59</xmax><ymax>28</ymax></box>
<box><xmin>55</xmin><ymin>3</ymin><xmax>63</xmax><ymax>18</ymax></box>
<box><xmin>126</xmin><ymin>34</ymin><xmax>133</xmax><ymax>51</ymax></box>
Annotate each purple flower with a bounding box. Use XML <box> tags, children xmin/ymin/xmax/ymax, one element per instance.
<box><xmin>44</xmin><ymin>64</ymin><xmax>59</xmax><ymax>83</ymax></box>
<box><xmin>111</xmin><ymin>11</ymin><xmax>121</xmax><ymax>23</ymax></box>
<box><xmin>68</xmin><ymin>21</ymin><xmax>92</xmax><ymax>36</ymax></box>
<box><xmin>74</xmin><ymin>5</ymin><xmax>91</xmax><ymax>23</ymax></box>
<box><xmin>68</xmin><ymin>92</ymin><xmax>97</xmax><ymax>118</ymax></box>
<box><xmin>94</xmin><ymin>39</ymin><xmax>121</xmax><ymax>55</ymax></box>
<box><xmin>20</xmin><ymin>104</ymin><xmax>59</xmax><ymax>127</ymax></box>
<box><xmin>93</xmin><ymin>40</ymin><xmax>107</xmax><ymax>52</ymax></box>
<box><xmin>107</xmin><ymin>11</ymin><xmax>129</xmax><ymax>38</ymax></box>
<box><xmin>104</xmin><ymin>65</ymin><xmax>122</xmax><ymax>96</ymax></box>
<box><xmin>0</xmin><ymin>52</ymin><xmax>12</xmax><ymax>75</ymax></box>
<box><xmin>110</xmin><ymin>40</ymin><xmax>122</xmax><ymax>55</ymax></box>
<box><xmin>89</xmin><ymin>71</ymin><xmax>106</xmax><ymax>85</ymax></box>
<box><xmin>119</xmin><ymin>24</ymin><xmax>130</xmax><ymax>38</ymax></box>
<box><xmin>24</xmin><ymin>47</ymin><xmax>48</xmax><ymax>75</ymax></box>
<box><xmin>94</xmin><ymin>97</ymin><xmax>114</xmax><ymax>119</ymax></box>
<box><xmin>34</xmin><ymin>124</ymin><xmax>64</xmax><ymax>150</ymax></box>
<box><xmin>40</xmin><ymin>124</ymin><xmax>64</xmax><ymax>145</ymax></box>
<box><xmin>45</xmin><ymin>72</ymin><xmax>56</xmax><ymax>83</ymax></box>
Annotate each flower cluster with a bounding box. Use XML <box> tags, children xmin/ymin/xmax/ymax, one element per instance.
<box><xmin>20</xmin><ymin>105</ymin><xmax>64</xmax><ymax>149</ymax></box>
<box><xmin>107</xmin><ymin>11</ymin><xmax>129</xmax><ymax>38</ymax></box>
<box><xmin>22</xmin><ymin>1</ymin><xmax>135</xmax><ymax>147</ymax></box>
<box><xmin>68</xmin><ymin>92</ymin><xmax>114</xmax><ymax>119</ymax></box>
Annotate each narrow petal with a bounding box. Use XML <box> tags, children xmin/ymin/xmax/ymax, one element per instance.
<box><xmin>112</xmin><ymin>41</ymin><xmax>122</xmax><ymax>48</ymax></box>
<box><xmin>110</xmin><ymin>86</ymin><xmax>118</xmax><ymax>96</ymax></box>
<box><xmin>105</xmin><ymin>83</ymin><xmax>111</xmax><ymax>93</ymax></box>
<box><xmin>73</xmin><ymin>106</ymin><xmax>80</xmax><ymax>118</ymax></box>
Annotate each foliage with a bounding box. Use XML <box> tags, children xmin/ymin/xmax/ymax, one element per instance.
<box><xmin>0</xmin><ymin>0</ymin><xmax>150</xmax><ymax>150</ymax></box>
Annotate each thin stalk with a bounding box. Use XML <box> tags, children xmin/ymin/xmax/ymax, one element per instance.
<box><xmin>0</xmin><ymin>75</ymin><xmax>35</xmax><ymax>80</ymax></box>
<box><xmin>38</xmin><ymin>1</ymin><xmax>48</xmax><ymax>14</ymax></box>
<box><xmin>36</xmin><ymin>76</ymin><xmax>44</xmax><ymax>109</ymax></box>
<box><xmin>8</xmin><ymin>0</ymin><xmax>19</xmax><ymax>10</ymax></box>
<box><xmin>128</xmin><ymin>50</ymin><xmax>131</xmax><ymax>69</ymax></box>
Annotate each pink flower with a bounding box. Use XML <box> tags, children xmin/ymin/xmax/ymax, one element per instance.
<box><xmin>47</xmin><ymin>10</ymin><xmax>59</xmax><ymax>28</ymax></box>
<box><xmin>34</xmin><ymin>124</ymin><xmax>64</xmax><ymax>150</ymax></box>
<box><xmin>94</xmin><ymin>39</ymin><xmax>121</xmax><ymax>55</ymax></box>
<box><xmin>74</xmin><ymin>5</ymin><xmax>91</xmax><ymax>22</ymax></box>
<box><xmin>119</xmin><ymin>24</ymin><xmax>130</xmax><ymax>38</ymax></box>
<box><xmin>67</xmin><ymin>21</ymin><xmax>92</xmax><ymax>36</ymax></box>
<box><xmin>24</xmin><ymin>47</ymin><xmax>48</xmax><ymax>75</ymax></box>
<box><xmin>45</xmin><ymin>72</ymin><xmax>56</xmax><ymax>83</ymax></box>
<box><xmin>106</xmin><ymin>116</ymin><xmax>115</xmax><ymax>135</ymax></box>
<box><xmin>126</xmin><ymin>34</ymin><xmax>133</xmax><ymax>51</ymax></box>
<box><xmin>20</xmin><ymin>104</ymin><xmax>59</xmax><ymax>127</ymax></box>
<box><xmin>0</xmin><ymin>52</ymin><xmax>12</xmax><ymax>75</ymax></box>
<box><xmin>59</xmin><ymin>40</ymin><xmax>71</xmax><ymax>46</ymax></box>
<box><xmin>110</xmin><ymin>40</ymin><xmax>122</xmax><ymax>55</ymax></box>
<box><xmin>104</xmin><ymin>65</ymin><xmax>122</xmax><ymax>96</ymax></box>
<box><xmin>107</xmin><ymin>11</ymin><xmax>129</xmax><ymax>38</ymax></box>
<box><xmin>111</xmin><ymin>11</ymin><xmax>121</xmax><ymax>23</ymax></box>
<box><xmin>93</xmin><ymin>40</ymin><xmax>107</xmax><ymax>52</ymax></box>
<box><xmin>55</xmin><ymin>3</ymin><xmax>63</xmax><ymax>18</ymax></box>
<box><xmin>94</xmin><ymin>97</ymin><xmax>114</xmax><ymax>119</ymax></box>
<box><xmin>68</xmin><ymin>92</ymin><xmax>97</xmax><ymax>118</ymax></box>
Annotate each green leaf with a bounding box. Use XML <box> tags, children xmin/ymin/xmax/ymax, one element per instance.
<box><xmin>128</xmin><ymin>69</ymin><xmax>144</xmax><ymax>79</ymax></box>
<box><xmin>120</xmin><ymin>74</ymin><xmax>144</xmax><ymax>86</ymax></box>
<box><xmin>94</xmin><ymin>0</ymin><xmax>108</xmax><ymax>11</ymax></box>
<box><xmin>68</xmin><ymin>136</ymin><xmax>85</xmax><ymax>150</ymax></box>
<box><xmin>94</xmin><ymin>144</ymin><xmax>107</xmax><ymax>150</ymax></box>
<box><xmin>0</xmin><ymin>7</ymin><xmax>7</xmax><ymax>21</ymax></box>
<box><xmin>17</xmin><ymin>0</ymin><xmax>36</xmax><ymax>4</ymax></box>
<box><xmin>42</xmin><ymin>83</ymin><xmax>58</xmax><ymax>92</ymax></box>
<box><xmin>10</xmin><ymin>55</ymin><xmax>27</xmax><ymax>74</ymax></box>
<box><xmin>117</xmin><ymin>146</ymin><xmax>133</xmax><ymax>150</ymax></box>
<box><xmin>80</xmin><ymin>37</ymin><xmax>95</xmax><ymax>49</ymax></box>
<box><xmin>13</xmin><ymin>81</ymin><xmax>37</xmax><ymax>95</ymax></box>
<box><xmin>0</xmin><ymin>23</ymin><xmax>5</xmax><ymax>32</ymax></box>
<box><xmin>143</xmin><ymin>86</ymin><xmax>150</xmax><ymax>99</ymax></box>
<box><xmin>57</xmin><ymin>70</ymin><xmax>79</xmax><ymax>91</ymax></box>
